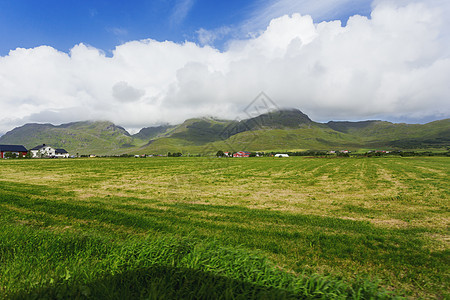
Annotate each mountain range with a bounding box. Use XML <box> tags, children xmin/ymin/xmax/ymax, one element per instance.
<box><xmin>0</xmin><ymin>109</ymin><xmax>448</xmax><ymax>155</ymax></box>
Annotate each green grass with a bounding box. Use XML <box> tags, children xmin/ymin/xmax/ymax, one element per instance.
<box><xmin>0</xmin><ymin>157</ymin><xmax>448</xmax><ymax>298</ymax></box>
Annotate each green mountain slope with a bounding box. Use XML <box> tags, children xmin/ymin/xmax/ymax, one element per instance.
<box><xmin>167</xmin><ymin>118</ymin><xmax>236</xmax><ymax>144</ymax></box>
<box><xmin>1</xmin><ymin>110</ymin><xmax>448</xmax><ymax>155</ymax></box>
<box><xmin>136</xmin><ymin>126</ymin><xmax>363</xmax><ymax>155</ymax></box>
<box><xmin>328</xmin><ymin>119</ymin><xmax>450</xmax><ymax>148</ymax></box>
<box><xmin>136</xmin><ymin>112</ymin><xmax>449</xmax><ymax>154</ymax></box>
<box><xmin>243</xmin><ymin>108</ymin><xmax>314</xmax><ymax>129</ymax></box>
<box><xmin>327</xmin><ymin>120</ymin><xmax>381</xmax><ymax>133</ymax></box>
<box><xmin>0</xmin><ymin>121</ymin><xmax>136</xmax><ymax>155</ymax></box>
<box><xmin>135</xmin><ymin>109</ymin><xmax>328</xmax><ymax>154</ymax></box>
<box><xmin>132</xmin><ymin>125</ymin><xmax>174</xmax><ymax>141</ymax></box>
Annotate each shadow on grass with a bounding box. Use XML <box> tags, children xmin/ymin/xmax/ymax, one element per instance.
<box><xmin>10</xmin><ymin>265</ymin><xmax>302</xmax><ymax>300</ymax></box>
<box><xmin>1</xmin><ymin>180</ymin><xmax>448</xmax><ymax>296</ymax></box>
<box><xmin>0</xmin><ymin>179</ymin><xmax>376</xmax><ymax>234</ymax></box>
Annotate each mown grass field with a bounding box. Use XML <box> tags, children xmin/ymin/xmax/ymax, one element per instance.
<box><xmin>0</xmin><ymin>157</ymin><xmax>448</xmax><ymax>299</ymax></box>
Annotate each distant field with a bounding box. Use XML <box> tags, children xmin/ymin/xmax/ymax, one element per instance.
<box><xmin>0</xmin><ymin>157</ymin><xmax>448</xmax><ymax>298</ymax></box>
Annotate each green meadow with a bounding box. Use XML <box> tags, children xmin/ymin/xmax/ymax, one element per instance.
<box><xmin>0</xmin><ymin>157</ymin><xmax>448</xmax><ymax>299</ymax></box>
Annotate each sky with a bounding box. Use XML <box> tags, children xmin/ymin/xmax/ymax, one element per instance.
<box><xmin>0</xmin><ymin>0</ymin><xmax>449</xmax><ymax>134</ymax></box>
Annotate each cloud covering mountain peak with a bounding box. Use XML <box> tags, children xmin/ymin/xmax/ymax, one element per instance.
<box><xmin>0</xmin><ymin>0</ymin><xmax>449</xmax><ymax>134</ymax></box>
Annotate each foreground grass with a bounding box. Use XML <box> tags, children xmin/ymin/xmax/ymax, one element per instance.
<box><xmin>0</xmin><ymin>157</ymin><xmax>448</xmax><ymax>298</ymax></box>
<box><xmin>1</xmin><ymin>227</ymin><xmax>395</xmax><ymax>299</ymax></box>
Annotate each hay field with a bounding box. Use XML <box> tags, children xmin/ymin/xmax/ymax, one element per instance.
<box><xmin>0</xmin><ymin>157</ymin><xmax>448</xmax><ymax>298</ymax></box>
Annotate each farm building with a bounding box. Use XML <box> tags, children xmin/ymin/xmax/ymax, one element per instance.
<box><xmin>55</xmin><ymin>149</ymin><xmax>69</xmax><ymax>158</ymax></box>
<box><xmin>30</xmin><ymin>144</ymin><xmax>69</xmax><ymax>158</ymax></box>
<box><xmin>30</xmin><ymin>144</ymin><xmax>55</xmax><ymax>158</ymax></box>
<box><xmin>0</xmin><ymin>144</ymin><xmax>28</xmax><ymax>158</ymax></box>
<box><xmin>275</xmin><ymin>154</ymin><xmax>289</xmax><ymax>157</ymax></box>
<box><xmin>233</xmin><ymin>151</ymin><xmax>251</xmax><ymax>157</ymax></box>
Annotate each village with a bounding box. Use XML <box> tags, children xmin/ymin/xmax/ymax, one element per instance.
<box><xmin>0</xmin><ymin>144</ymin><xmax>69</xmax><ymax>159</ymax></box>
<box><xmin>1</xmin><ymin>144</ymin><xmax>352</xmax><ymax>159</ymax></box>
<box><xmin>2</xmin><ymin>143</ymin><xmax>405</xmax><ymax>159</ymax></box>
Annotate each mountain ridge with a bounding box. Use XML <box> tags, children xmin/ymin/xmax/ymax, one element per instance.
<box><xmin>0</xmin><ymin>109</ymin><xmax>448</xmax><ymax>155</ymax></box>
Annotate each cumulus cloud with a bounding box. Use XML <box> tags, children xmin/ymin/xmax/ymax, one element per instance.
<box><xmin>245</xmin><ymin>0</ymin><xmax>370</xmax><ymax>32</ymax></box>
<box><xmin>0</xmin><ymin>0</ymin><xmax>449</xmax><ymax>135</ymax></box>
<box><xmin>112</xmin><ymin>81</ymin><xmax>145</xmax><ymax>102</ymax></box>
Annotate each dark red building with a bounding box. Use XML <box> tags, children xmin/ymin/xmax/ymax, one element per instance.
<box><xmin>0</xmin><ymin>145</ymin><xmax>28</xmax><ymax>158</ymax></box>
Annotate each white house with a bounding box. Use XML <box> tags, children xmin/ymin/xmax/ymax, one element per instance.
<box><xmin>275</xmin><ymin>154</ymin><xmax>289</xmax><ymax>158</ymax></box>
<box><xmin>55</xmin><ymin>149</ymin><xmax>69</xmax><ymax>158</ymax></box>
<box><xmin>30</xmin><ymin>144</ymin><xmax>69</xmax><ymax>158</ymax></box>
<box><xmin>30</xmin><ymin>144</ymin><xmax>55</xmax><ymax>158</ymax></box>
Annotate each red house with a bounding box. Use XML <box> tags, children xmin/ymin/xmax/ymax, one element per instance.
<box><xmin>233</xmin><ymin>151</ymin><xmax>251</xmax><ymax>157</ymax></box>
<box><xmin>0</xmin><ymin>144</ymin><xmax>28</xmax><ymax>158</ymax></box>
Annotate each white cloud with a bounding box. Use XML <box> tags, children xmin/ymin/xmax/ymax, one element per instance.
<box><xmin>170</xmin><ymin>0</ymin><xmax>196</xmax><ymax>27</ymax></box>
<box><xmin>244</xmin><ymin>0</ymin><xmax>370</xmax><ymax>33</ymax></box>
<box><xmin>112</xmin><ymin>81</ymin><xmax>145</xmax><ymax>102</ymax></box>
<box><xmin>197</xmin><ymin>26</ymin><xmax>233</xmax><ymax>46</ymax></box>
<box><xmin>0</xmin><ymin>0</ymin><xmax>449</xmax><ymax>135</ymax></box>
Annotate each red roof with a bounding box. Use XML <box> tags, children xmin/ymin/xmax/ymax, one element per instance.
<box><xmin>233</xmin><ymin>151</ymin><xmax>251</xmax><ymax>157</ymax></box>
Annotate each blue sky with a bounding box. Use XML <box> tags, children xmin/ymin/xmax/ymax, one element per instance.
<box><xmin>0</xmin><ymin>0</ymin><xmax>448</xmax><ymax>133</ymax></box>
<box><xmin>0</xmin><ymin>0</ymin><xmax>372</xmax><ymax>55</ymax></box>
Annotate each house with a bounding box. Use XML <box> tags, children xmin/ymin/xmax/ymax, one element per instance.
<box><xmin>55</xmin><ymin>149</ymin><xmax>69</xmax><ymax>158</ymax></box>
<box><xmin>30</xmin><ymin>144</ymin><xmax>56</xmax><ymax>158</ymax></box>
<box><xmin>275</xmin><ymin>153</ymin><xmax>289</xmax><ymax>158</ymax></box>
<box><xmin>233</xmin><ymin>151</ymin><xmax>251</xmax><ymax>157</ymax></box>
<box><xmin>0</xmin><ymin>144</ymin><xmax>28</xmax><ymax>158</ymax></box>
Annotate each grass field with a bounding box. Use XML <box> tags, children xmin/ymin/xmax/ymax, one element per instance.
<box><xmin>0</xmin><ymin>157</ymin><xmax>448</xmax><ymax>299</ymax></box>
